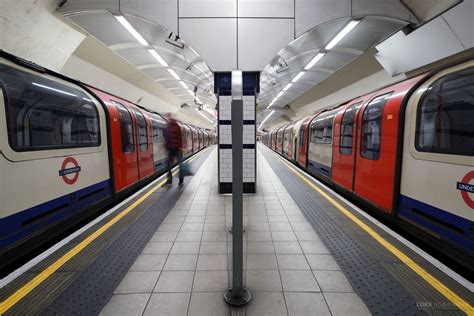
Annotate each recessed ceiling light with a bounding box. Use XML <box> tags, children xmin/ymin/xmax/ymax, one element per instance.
<box><xmin>167</xmin><ymin>68</ymin><xmax>180</xmax><ymax>80</ymax></box>
<box><xmin>304</xmin><ymin>52</ymin><xmax>325</xmax><ymax>70</ymax></box>
<box><xmin>325</xmin><ymin>20</ymin><xmax>360</xmax><ymax>50</ymax></box>
<box><xmin>147</xmin><ymin>49</ymin><xmax>168</xmax><ymax>67</ymax></box>
<box><xmin>291</xmin><ymin>71</ymin><xmax>306</xmax><ymax>83</ymax></box>
<box><xmin>283</xmin><ymin>82</ymin><xmax>293</xmax><ymax>91</ymax></box>
<box><xmin>114</xmin><ymin>15</ymin><xmax>148</xmax><ymax>46</ymax></box>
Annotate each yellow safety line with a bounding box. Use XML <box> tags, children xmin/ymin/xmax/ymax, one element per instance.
<box><xmin>0</xmin><ymin>149</ymin><xmax>208</xmax><ymax>313</ymax></box>
<box><xmin>276</xmin><ymin>155</ymin><xmax>473</xmax><ymax>316</ymax></box>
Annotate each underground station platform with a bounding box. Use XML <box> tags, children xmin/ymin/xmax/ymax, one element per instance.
<box><xmin>0</xmin><ymin>145</ymin><xmax>472</xmax><ymax>316</ymax></box>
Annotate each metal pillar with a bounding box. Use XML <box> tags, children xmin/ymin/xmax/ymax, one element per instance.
<box><xmin>224</xmin><ymin>71</ymin><xmax>251</xmax><ymax>306</ymax></box>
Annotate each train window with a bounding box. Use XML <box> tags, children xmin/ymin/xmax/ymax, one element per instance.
<box><xmin>115</xmin><ymin>103</ymin><xmax>134</xmax><ymax>153</ymax></box>
<box><xmin>152</xmin><ymin>120</ymin><xmax>166</xmax><ymax>143</ymax></box>
<box><xmin>132</xmin><ymin>109</ymin><xmax>148</xmax><ymax>151</ymax></box>
<box><xmin>0</xmin><ymin>64</ymin><xmax>100</xmax><ymax>151</ymax></box>
<box><xmin>416</xmin><ymin>67</ymin><xmax>474</xmax><ymax>156</ymax></box>
<box><xmin>310</xmin><ymin>114</ymin><xmax>334</xmax><ymax>144</ymax></box>
<box><xmin>340</xmin><ymin>102</ymin><xmax>362</xmax><ymax>155</ymax></box>
<box><xmin>360</xmin><ymin>93</ymin><xmax>391</xmax><ymax>160</ymax></box>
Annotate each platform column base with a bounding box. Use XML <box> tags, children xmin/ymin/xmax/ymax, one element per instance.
<box><xmin>224</xmin><ymin>287</ymin><xmax>252</xmax><ymax>306</ymax></box>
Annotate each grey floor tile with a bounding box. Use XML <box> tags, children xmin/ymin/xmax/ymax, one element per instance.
<box><xmin>246</xmin><ymin>270</ymin><xmax>282</xmax><ymax>291</ymax></box>
<box><xmin>154</xmin><ymin>271</ymin><xmax>194</xmax><ymax>292</ymax></box>
<box><xmin>290</xmin><ymin>222</ymin><xmax>313</xmax><ymax>231</ymax></box>
<box><xmin>270</xmin><ymin>222</ymin><xmax>293</xmax><ymax>231</ymax></box>
<box><xmin>204</xmin><ymin>222</ymin><xmax>227</xmax><ymax>231</ymax></box>
<box><xmin>157</xmin><ymin>223</ymin><xmax>182</xmax><ymax>232</ymax></box>
<box><xmin>323</xmin><ymin>292</ymin><xmax>371</xmax><ymax>316</ymax></box>
<box><xmin>206</xmin><ymin>216</ymin><xmax>226</xmax><ymax>223</ymax></box>
<box><xmin>306</xmin><ymin>254</ymin><xmax>340</xmax><ymax>270</ymax></box>
<box><xmin>202</xmin><ymin>231</ymin><xmax>227</xmax><ymax>241</ymax></box>
<box><xmin>185</xmin><ymin>216</ymin><xmax>206</xmax><ymax>223</ymax></box>
<box><xmin>196</xmin><ymin>254</ymin><xmax>228</xmax><ymax>270</ymax></box>
<box><xmin>247</xmin><ymin>254</ymin><xmax>278</xmax><ymax>270</ymax></box>
<box><xmin>180</xmin><ymin>222</ymin><xmax>205</xmax><ymax>231</ymax></box>
<box><xmin>247</xmin><ymin>241</ymin><xmax>275</xmax><ymax>254</ymax></box>
<box><xmin>248</xmin><ymin>230</ymin><xmax>272</xmax><ymax>241</ymax></box>
<box><xmin>245</xmin><ymin>291</ymin><xmax>287</xmax><ymax>316</ymax></box>
<box><xmin>142</xmin><ymin>241</ymin><xmax>173</xmax><ymax>255</ymax></box>
<box><xmin>285</xmin><ymin>292</ymin><xmax>331</xmax><ymax>316</ymax></box>
<box><xmin>150</xmin><ymin>231</ymin><xmax>178</xmax><ymax>242</ymax></box>
<box><xmin>143</xmin><ymin>293</ymin><xmax>190</xmax><ymax>316</ymax></box>
<box><xmin>280</xmin><ymin>270</ymin><xmax>320</xmax><ymax>292</ymax></box>
<box><xmin>163</xmin><ymin>215</ymin><xmax>185</xmax><ymax>223</ymax></box>
<box><xmin>170</xmin><ymin>241</ymin><xmax>201</xmax><ymax>254</ymax></box>
<box><xmin>271</xmin><ymin>231</ymin><xmax>297</xmax><ymax>242</ymax></box>
<box><xmin>193</xmin><ymin>270</ymin><xmax>229</xmax><ymax>292</ymax></box>
<box><xmin>115</xmin><ymin>271</ymin><xmax>160</xmax><ymax>294</ymax></box>
<box><xmin>188</xmin><ymin>292</ymin><xmax>231</xmax><ymax>316</ymax></box>
<box><xmin>129</xmin><ymin>255</ymin><xmax>167</xmax><ymax>271</ymax></box>
<box><xmin>200</xmin><ymin>241</ymin><xmax>227</xmax><ymax>254</ymax></box>
<box><xmin>287</xmin><ymin>215</ymin><xmax>307</xmax><ymax>223</ymax></box>
<box><xmin>163</xmin><ymin>254</ymin><xmax>198</xmax><ymax>270</ymax></box>
<box><xmin>299</xmin><ymin>241</ymin><xmax>329</xmax><ymax>254</ymax></box>
<box><xmin>273</xmin><ymin>241</ymin><xmax>303</xmax><ymax>254</ymax></box>
<box><xmin>247</xmin><ymin>223</ymin><xmax>270</xmax><ymax>232</ymax></box>
<box><xmin>100</xmin><ymin>293</ymin><xmax>150</xmax><ymax>316</ymax></box>
<box><xmin>268</xmin><ymin>216</ymin><xmax>289</xmax><ymax>223</ymax></box>
<box><xmin>176</xmin><ymin>231</ymin><xmax>202</xmax><ymax>242</ymax></box>
<box><xmin>276</xmin><ymin>254</ymin><xmax>310</xmax><ymax>270</ymax></box>
<box><xmin>313</xmin><ymin>270</ymin><xmax>354</xmax><ymax>292</ymax></box>
<box><xmin>294</xmin><ymin>230</ymin><xmax>321</xmax><ymax>241</ymax></box>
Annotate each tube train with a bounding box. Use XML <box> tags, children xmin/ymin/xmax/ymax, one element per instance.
<box><xmin>262</xmin><ymin>59</ymin><xmax>473</xmax><ymax>270</ymax></box>
<box><xmin>0</xmin><ymin>51</ymin><xmax>215</xmax><ymax>273</ymax></box>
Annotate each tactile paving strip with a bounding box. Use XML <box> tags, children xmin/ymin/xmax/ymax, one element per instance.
<box><xmin>261</xmin><ymin>149</ymin><xmax>421</xmax><ymax>315</ymax></box>
<box><xmin>39</xmin><ymin>149</ymin><xmax>213</xmax><ymax>315</ymax></box>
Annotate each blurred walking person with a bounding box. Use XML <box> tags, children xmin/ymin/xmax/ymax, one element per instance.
<box><xmin>165</xmin><ymin>117</ymin><xmax>184</xmax><ymax>185</ymax></box>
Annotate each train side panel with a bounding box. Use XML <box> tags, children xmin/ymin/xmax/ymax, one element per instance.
<box><xmin>400</xmin><ymin>62</ymin><xmax>474</xmax><ymax>254</ymax></box>
<box><xmin>0</xmin><ymin>61</ymin><xmax>111</xmax><ymax>251</ymax></box>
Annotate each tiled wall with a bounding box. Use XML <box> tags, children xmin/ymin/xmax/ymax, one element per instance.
<box><xmin>218</xmin><ymin>95</ymin><xmax>256</xmax><ymax>193</ymax></box>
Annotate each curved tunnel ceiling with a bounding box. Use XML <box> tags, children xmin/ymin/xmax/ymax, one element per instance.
<box><xmin>58</xmin><ymin>0</ymin><xmax>460</xmax><ymax>131</ymax></box>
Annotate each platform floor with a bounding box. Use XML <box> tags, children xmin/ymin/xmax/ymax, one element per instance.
<box><xmin>1</xmin><ymin>145</ymin><xmax>472</xmax><ymax>315</ymax></box>
<box><xmin>101</xmin><ymin>148</ymin><xmax>369</xmax><ymax>316</ymax></box>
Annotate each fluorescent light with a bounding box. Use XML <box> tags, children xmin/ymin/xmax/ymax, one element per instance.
<box><xmin>325</xmin><ymin>20</ymin><xmax>360</xmax><ymax>50</ymax></box>
<box><xmin>167</xmin><ymin>68</ymin><xmax>180</xmax><ymax>80</ymax></box>
<box><xmin>276</xmin><ymin>91</ymin><xmax>284</xmax><ymax>98</ymax></box>
<box><xmin>283</xmin><ymin>83</ymin><xmax>293</xmax><ymax>91</ymax></box>
<box><xmin>304</xmin><ymin>52</ymin><xmax>325</xmax><ymax>70</ymax></box>
<box><xmin>32</xmin><ymin>82</ymin><xmax>77</xmax><ymax>97</ymax></box>
<box><xmin>291</xmin><ymin>71</ymin><xmax>306</xmax><ymax>83</ymax></box>
<box><xmin>115</xmin><ymin>15</ymin><xmax>148</xmax><ymax>46</ymax></box>
<box><xmin>259</xmin><ymin>110</ymin><xmax>275</xmax><ymax>129</ymax></box>
<box><xmin>179</xmin><ymin>81</ymin><xmax>189</xmax><ymax>89</ymax></box>
<box><xmin>148</xmin><ymin>49</ymin><xmax>168</xmax><ymax>67</ymax></box>
<box><xmin>187</xmin><ymin>89</ymin><xmax>195</xmax><ymax>96</ymax></box>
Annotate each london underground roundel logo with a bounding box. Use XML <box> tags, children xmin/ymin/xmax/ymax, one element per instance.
<box><xmin>456</xmin><ymin>171</ymin><xmax>474</xmax><ymax>209</ymax></box>
<box><xmin>59</xmin><ymin>157</ymin><xmax>81</xmax><ymax>185</ymax></box>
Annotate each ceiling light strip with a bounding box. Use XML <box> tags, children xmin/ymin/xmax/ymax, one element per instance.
<box><xmin>304</xmin><ymin>52</ymin><xmax>326</xmax><ymax>70</ymax></box>
<box><xmin>291</xmin><ymin>71</ymin><xmax>306</xmax><ymax>83</ymax></box>
<box><xmin>325</xmin><ymin>20</ymin><xmax>360</xmax><ymax>50</ymax></box>
<box><xmin>114</xmin><ymin>15</ymin><xmax>149</xmax><ymax>46</ymax></box>
<box><xmin>148</xmin><ymin>49</ymin><xmax>168</xmax><ymax>67</ymax></box>
<box><xmin>259</xmin><ymin>110</ymin><xmax>275</xmax><ymax>130</ymax></box>
<box><xmin>167</xmin><ymin>68</ymin><xmax>180</xmax><ymax>80</ymax></box>
<box><xmin>179</xmin><ymin>81</ymin><xmax>189</xmax><ymax>89</ymax></box>
<box><xmin>283</xmin><ymin>82</ymin><xmax>293</xmax><ymax>91</ymax></box>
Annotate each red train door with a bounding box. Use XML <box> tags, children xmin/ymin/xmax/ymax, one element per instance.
<box><xmin>298</xmin><ymin>114</ymin><xmax>317</xmax><ymax>167</ymax></box>
<box><xmin>331</xmin><ymin>98</ymin><xmax>367</xmax><ymax>190</ymax></box>
<box><xmin>129</xmin><ymin>107</ymin><xmax>154</xmax><ymax>180</ymax></box>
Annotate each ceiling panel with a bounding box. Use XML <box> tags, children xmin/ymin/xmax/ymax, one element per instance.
<box><xmin>121</xmin><ymin>0</ymin><xmax>178</xmax><ymax>33</ymax></box>
<box><xmin>179</xmin><ymin>0</ymin><xmax>236</xmax><ymax>17</ymax></box>
<box><xmin>238</xmin><ymin>19</ymin><xmax>294</xmax><ymax>71</ymax></box>
<box><xmin>295</xmin><ymin>0</ymin><xmax>350</xmax><ymax>37</ymax></box>
<box><xmin>70</xmin><ymin>13</ymin><xmax>136</xmax><ymax>46</ymax></box>
<box><xmin>116</xmin><ymin>47</ymin><xmax>157</xmax><ymax>65</ymax></box>
<box><xmin>238</xmin><ymin>0</ymin><xmax>294</xmax><ymax>18</ymax></box>
<box><xmin>179</xmin><ymin>18</ymin><xmax>237</xmax><ymax>71</ymax></box>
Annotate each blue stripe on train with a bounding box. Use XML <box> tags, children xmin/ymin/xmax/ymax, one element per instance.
<box><xmin>0</xmin><ymin>180</ymin><xmax>112</xmax><ymax>249</ymax></box>
<box><xmin>398</xmin><ymin>195</ymin><xmax>473</xmax><ymax>254</ymax></box>
<box><xmin>307</xmin><ymin>159</ymin><xmax>332</xmax><ymax>178</ymax></box>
